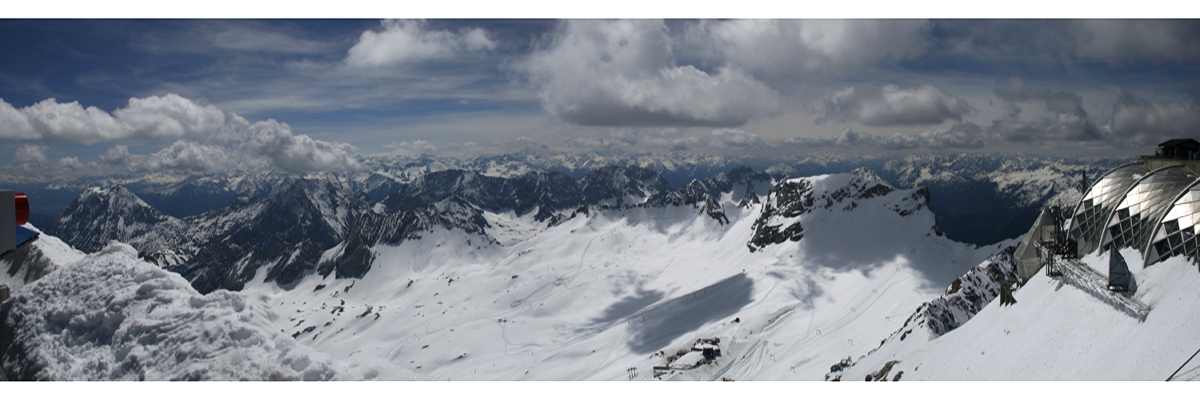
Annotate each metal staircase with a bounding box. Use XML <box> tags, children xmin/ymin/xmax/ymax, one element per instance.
<box><xmin>1050</xmin><ymin>256</ymin><xmax>1151</xmax><ymax>321</ymax></box>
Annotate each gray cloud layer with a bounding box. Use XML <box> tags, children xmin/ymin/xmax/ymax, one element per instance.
<box><xmin>816</xmin><ymin>84</ymin><xmax>971</xmax><ymax>127</ymax></box>
<box><xmin>699</xmin><ymin>20</ymin><xmax>931</xmax><ymax>77</ymax></box>
<box><xmin>708</xmin><ymin>128</ymin><xmax>763</xmax><ymax>149</ymax></box>
<box><xmin>1073</xmin><ymin>20</ymin><xmax>1200</xmax><ymax>66</ymax></box>
<box><xmin>1110</xmin><ymin>91</ymin><xmax>1200</xmax><ymax>145</ymax></box>
<box><xmin>989</xmin><ymin>77</ymin><xmax>1104</xmax><ymax>143</ymax></box>
<box><xmin>787</xmin><ymin>123</ymin><xmax>986</xmax><ymax>150</ymax></box>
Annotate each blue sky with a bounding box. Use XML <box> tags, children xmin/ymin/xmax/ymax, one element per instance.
<box><xmin>2</xmin><ymin>17</ymin><xmax>1200</xmax><ymax>176</ymax></box>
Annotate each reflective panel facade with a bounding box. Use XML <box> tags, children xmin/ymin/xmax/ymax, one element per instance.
<box><xmin>1100</xmin><ymin>165</ymin><xmax>1197</xmax><ymax>254</ymax></box>
<box><xmin>1145</xmin><ymin>180</ymin><xmax>1200</xmax><ymax>267</ymax></box>
<box><xmin>1070</xmin><ymin>163</ymin><xmax>1151</xmax><ymax>256</ymax></box>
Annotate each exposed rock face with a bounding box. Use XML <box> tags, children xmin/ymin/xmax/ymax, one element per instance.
<box><xmin>46</xmin><ymin>186</ymin><xmax>177</xmax><ymax>253</ymax></box>
<box><xmin>868</xmin><ymin>246</ymin><xmax>1018</xmax><ymax>348</ymax></box>
<box><xmin>579</xmin><ymin>166</ymin><xmax>672</xmax><ymax>207</ymax></box>
<box><xmin>49</xmin><ymin>178</ymin><xmax>373</xmax><ymax>293</ymax></box>
<box><xmin>748</xmin><ymin>168</ymin><xmax>925</xmax><ymax>252</ymax></box>
<box><xmin>918</xmin><ymin>247</ymin><xmax>1019</xmax><ymax>335</ymax></box>
<box><xmin>171</xmin><ymin>178</ymin><xmax>373</xmax><ymax>293</ymax></box>
<box><xmin>383</xmin><ymin>169</ymin><xmax>582</xmax><ymax>221</ymax></box>
<box><xmin>823</xmin><ymin>246</ymin><xmax>1018</xmax><ymax>381</ymax></box>
<box><xmin>319</xmin><ymin>198</ymin><xmax>491</xmax><ymax>280</ymax></box>
<box><xmin>748</xmin><ymin>179</ymin><xmax>813</xmax><ymax>251</ymax></box>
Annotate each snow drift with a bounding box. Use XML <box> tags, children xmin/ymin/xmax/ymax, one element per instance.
<box><xmin>0</xmin><ymin>242</ymin><xmax>409</xmax><ymax>380</ymax></box>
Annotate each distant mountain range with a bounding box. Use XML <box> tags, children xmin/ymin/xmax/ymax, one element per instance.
<box><xmin>9</xmin><ymin>154</ymin><xmax>1193</xmax><ymax>382</ymax></box>
<box><xmin>47</xmin><ymin>164</ymin><xmax>765</xmax><ymax>293</ymax></box>
<box><xmin>7</xmin><ymin>152</ymin><xmax>1130</xmax><ymax>249</ymax></box>
<box><xmin>4</xmin><ymin>164</ymin><xmax>1006</xmax><ymax>380</ymax></box>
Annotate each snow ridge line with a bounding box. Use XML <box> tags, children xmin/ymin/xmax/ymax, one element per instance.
<box><xmin>1053</xmin><ymin>258</ymin><xmax>1150</xmax><ymax>321</ymax></box>
<box><xmin>824</xmin><ymin>248</ymin><xmax>1019</xmax><ymax>381</ymax></box>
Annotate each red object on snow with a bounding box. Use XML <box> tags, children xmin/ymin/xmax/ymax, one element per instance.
<box><xmin>15</xmin><ymin>192</ymin><xmax>28</xmax><ymax>225</ymax></box>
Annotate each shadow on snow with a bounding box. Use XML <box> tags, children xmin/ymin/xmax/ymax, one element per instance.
<box><xmin>591</xmin><ymin>273</ymin><xmax>753</xmax><ymax>354</ymax></box>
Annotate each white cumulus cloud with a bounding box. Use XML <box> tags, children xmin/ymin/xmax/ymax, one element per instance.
<box><xmin>20</xmin><ymin>98</ymin><xmax>127</xmax><ymax>143</ymax></box>
<box><xmin>2</xmin><ymin>94</ymin><xmax>361</xmax><ymax>174</ymax></box>
<box><xmin>0</xmin><ymin>94</ymin><xmax>224</xmax><ymax>144</ymax></box>
<box><xmin>114</xmin><ymin>94</ymin><xmax>226</xmax><ymax>139</ymax></box>
<box><xmin>143</xmin><ymin>141</ymin><xmax>231</xmax><ymax>173</ymax></box>
<box><xmin>12</xmin><ymin>143</ymin><xmax>50</xmax><ymax>165</ymax></box>
<box><xmin>57</xmin><ymin>156</ymin><xmax>84</xmax><ymax>170</ymax></box>
<box><xmin>346</xmin><ymin>19</ymin><xmax>496</xmax><ymax>67</ymax></box>
<box><xmin>523</xmin><ymin>20</ymin><xmax>780</xmax><ymax>128</ymax></box>
<box><xmin>98</xmin><ymin>144</ymin><xmax>132</xmax><ymax>166</ymax></box>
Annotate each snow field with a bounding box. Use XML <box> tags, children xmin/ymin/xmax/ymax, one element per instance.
<box><xmin>4</xmin><ymin>171</ymin><xmax>1006</xmax><ymax>380</ymax></box>
<box><xmin>0</xmin><ymin>224</ymin><xmax>83</xmax><ymax>293</ymax></box>
<box><xmin>843</xmin><ymin>247</ymin><xmax>1200</xmax><ymax>380</ymax></box>
<box><xmin>242</xmin><ymin>174</ymin><xmax>999</xmax><ymax>380</ymax></box>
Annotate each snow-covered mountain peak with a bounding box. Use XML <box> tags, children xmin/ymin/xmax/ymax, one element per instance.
<box><xmin>81</xmin><ymin>185</ymin><xmax>153</xmax><ymax>212</ymax></box>
<box><xmin>580</xmin><ymin>165</ymin><xmax>672</xmax><ymax>207</ymax></box>
<box><xmin>46</xmin><ymin>185</ymin><xmax>178</xmax><ymax>253</ymax></box>
<box><xmin>749</xmin><ymin>169</ymin><xmax>936</xmax><ymax>275</ymax></box>
<box><xmin>269</xmin><ymin>177</ymin><xmax>369</xmax><ymax>240</ymax></box>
